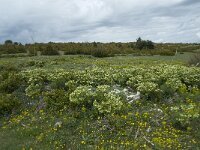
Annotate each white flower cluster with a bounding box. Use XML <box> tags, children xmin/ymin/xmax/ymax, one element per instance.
<box><xmin>21</xmin><ymin>65</ymin><xmax>200</xmax><ymax>102</ymax></box>
<box><xmin>69</xmin><ymin>85</ymin><xmax>123</xmax><ymax>114</ymax></box>
<box><xmin>69</xmin><ymin>86</ymin><xmax>94</xmax><ymax>104</ymax></box>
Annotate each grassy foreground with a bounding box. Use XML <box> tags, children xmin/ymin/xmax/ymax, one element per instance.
<box><xmin>0</xmin><ymin>54</ymin><xmax>200</xmax><ymax>150</ymax></box>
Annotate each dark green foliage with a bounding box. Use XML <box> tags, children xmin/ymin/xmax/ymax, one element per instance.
<box><xmin>146</xmin><ymin>40</ymin><xmax>154</xmax><ymax>49</ymax></box>
<box><xmin>0</xmin><ymin>73</ymin><xmax>22</xmax><ymax>93</ymax></box>
<box><xmin>136</xmin><ymin>37</ymin><xmax>155</xmax><ymax>50</ymax></box>
<box><xmin>0</xmin><ymin>39</ymin><xmax>200</xmax><ymax>57</ymax></box>
<box><xmin>0</xmin><ymin>41</ymin><xmax>26</xmax><ymax>54</ymax></box>
<box><xmin>44</xmin><ymin>89</ymin><xmax>69</xmax><ymax>110</ymax></box>
<box><xmin>0</xmin><ymin>64</ymin><xmax>22</xmax><ymax>93</ymax></box>
<box><xmin>0</xmin><ymin>94</ymin><xmax>21</xmax><ymax>115</ymax></box>
<box><xmin>136</xmin><ymin>37</ymin><xmax>143</xmax><ymax>50</ymax></box>
<box><xmin>4</xmin><ymin>40</ymin><xmax>13</xmax><ymax>45</ymax></box>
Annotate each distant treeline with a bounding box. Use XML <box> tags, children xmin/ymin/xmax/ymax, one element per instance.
<box><xmin>0</xmin><ymin>38</ymin><xmax>200</xmax><ymax>57</ymax></box>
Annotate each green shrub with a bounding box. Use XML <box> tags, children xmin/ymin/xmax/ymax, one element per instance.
<box><xmin>0</xmin><ymin>73</ymin><xmax>22</xmax><ymax>93</ymax></box>
<box><xmin>69</xmin><ymin>86</ymin><xmax>94</xmax><ymax>107</ymax></box>
<box><xmin>93</xmin><ymin>85</ymin><xmax>123</xmax><ymax>114</ymax></box>
<box><xmin>135</xmin><ymin>37</ymin><xmax>155</xmax><ymax>50</ymax></box>
<box><xmin>170</xmin><ymin>100</ymin><xmax>200</xmax><ymax>129</ymax></box>
<box><xmin>44</xmin><ymin>89</ymin><xmax>69</xmax><ymax>110</ymax></box>
<box><xmin>69</xmin><ymin>85</ymin><xmax>124</xmax><ymax>114</ymax></box>
<box><xmin>0</xmin><ymin>94</ymin><xmax>21</xmax><ymax>115</ymax></box>
<box><xmin>65</xmin><ymin>80</ymin><xmax>77</xmax><ymax>93</ymax></box>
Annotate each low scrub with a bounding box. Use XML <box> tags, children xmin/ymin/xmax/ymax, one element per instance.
<box><xmin>41</xmin><ymin>45</ymin><xmax>59</xmax><ymax>55</ymax></box>
<box><xmin>1</xmin><ymin>62</ymin><xmax>200</xmax><ymax>149</ymax></box>
<box><xmin>92</xmin><ymin>46</ymin><xmax>113</xmax><ymax>58</ymax></box>
<box><xmin>0</xmin><ymin>94</ymin><xmax>21</xmax><ymax>115</ymax></box>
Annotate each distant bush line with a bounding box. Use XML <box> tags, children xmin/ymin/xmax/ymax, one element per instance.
<box><xmin>0</xmin><ymin>39</ymin><xmax>200</xmax><ymax>57</ymax></box>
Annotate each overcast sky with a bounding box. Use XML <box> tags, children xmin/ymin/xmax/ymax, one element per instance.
<box><xmin>0</xmin><ymin>0</ymin><xmax>200</xmax><ymax>43</ymax></box>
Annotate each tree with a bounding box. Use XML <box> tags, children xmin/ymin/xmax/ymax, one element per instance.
<box><xmin>14</xmin><ymin>42</ymin><xmax>19</xmax><ymax>45</ymax></box>
<box><xmin>146</xmin><ymin>40</ymin><xmax>154</xmax><ymax>49</ymax></box>
<box><xmin>4</xmin><ymin>40</ymin><xmax>13</xmax><ymax>45</ymax></box>
<box><xmin>136</xmin><ymin>37</ymin><xmax>144</xmax><ymax>50</ymax></box>
<box><xmin>135</xmin><ymin>37</ymin><xmax>154</xmax><ymax>50</ymax></box>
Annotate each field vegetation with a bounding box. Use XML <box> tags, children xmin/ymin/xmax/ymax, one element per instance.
<box><xmin>0</xmin><ymin>39</ymin><xmax>200</xmax><ymax>149</ymax></box>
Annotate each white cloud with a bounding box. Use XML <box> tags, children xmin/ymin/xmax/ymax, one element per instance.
<box><xmin>197</xmin><ymin>32</ymin><xmax>200</xmax><ymax>38</ymax></box>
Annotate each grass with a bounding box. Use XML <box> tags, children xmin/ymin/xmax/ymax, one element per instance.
<box><xmin>0</xmin><ymin>52</ymin><xmax>190</xmax><ymax>71</ymax></box>
<box><xmin>0</xmin><ymin>128</ymin><xmax>36</xmax><ymax>150</ymax></box>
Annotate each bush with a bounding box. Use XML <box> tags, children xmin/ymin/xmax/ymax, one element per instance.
<box><xmin>170</xmin><ymin>100</ymin><xmax>200</xmax><ymax>129</ymax></box>
<box><xmin>92</xmin><ymin>46</ymin><xmax>112</xmax><ymax>58</ymax></box>
<box><xmin>0</xmin><ymin>65</ymin><xmax>22</xmax><ymax>93</ymax></box>
<box><xmin>136</xmin><ymin>37</ymin><xmax>155</xmax><ymax>50</ymax></box>
<box><xmin>0</xmin><ymin>73</ymin><xmax>23</xmax><ymax>93</ymax></box>
<box><xmin>44</xmin><ymin>89</ymin><xmax>69</xmax><ymax>110</ymax></box>
<box><xmin>0</xmin><ymin>94</ymin><xmax>21</xmax><ymax>115</ymax></box>
<box><xmin>69</xmin><ymin>86</ymin><xmax>94</xmax><ymax>107</ymax></box>
<box><xmin>41</xmin><ymin>45</ymin><xmax>59</xmax><ymax>55</ymax></box>
<box><xmin>93</xmin><ymin>85</ymin><xmax>123</xmax><ymax>114</ymax></box>
<box><xmin>69</xmin><ymin>85</ymin><xmax>124</xmax><ymax>114</ymax></box>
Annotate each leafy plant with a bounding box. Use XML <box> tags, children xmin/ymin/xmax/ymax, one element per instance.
<box><xmin>0</xmin><ymin>94</ymin><xmax>21</xmax><ymax>115</ymax></box>
<box><xmin>69</xmin><ymin>86</ymin><xmax>94</xmax><ymax>107</ymax></box>
<box><xmin>44</xmin><ymin>89</ymin><xmax>69</xmax><ymax>110</ymax></box>
<box><xmin>0</xmin><ymin>73</ymin><xmax>22</xmax><ymax>93</ymax></box>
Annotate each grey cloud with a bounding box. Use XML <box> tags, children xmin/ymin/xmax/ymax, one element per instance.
<box><xmin>0</xmin><ymin>0</ymin><xmax>200</xmax><ymax>43</ymax></box>
<box><xmin>180</xmin><ymin>0</ymin><xmax>200</xmax><ymax>5</ymax></box>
